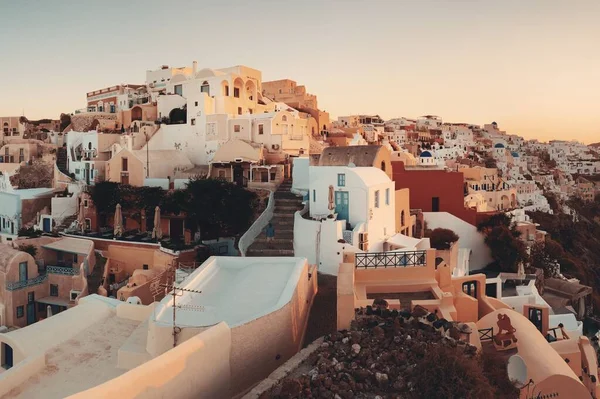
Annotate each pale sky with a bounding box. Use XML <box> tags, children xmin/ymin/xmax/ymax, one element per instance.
<box><xmin>1</xmin><ymin>0</ymin><xmax>599</xmax><ymax>143</ymax></box>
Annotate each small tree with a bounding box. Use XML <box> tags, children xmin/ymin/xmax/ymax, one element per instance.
<box><xmin>18</xmin><ymin>244</ymin><xmax>38</xmax><ymax>258</ymax></box>
<box><xmin>429</xmin><ymin>228</ymin><xmax>459</xmax><ymax>250</ymax></box>
<box><xmin>411</xmin><ymin>346</ymin><xmax>497</xmax><ymax>399</ymax></box>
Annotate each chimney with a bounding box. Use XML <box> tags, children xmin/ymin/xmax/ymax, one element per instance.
<box><xmin>192</xmin><ymin>61</ymin><xmax>198</xmax><ymax>75</ymax></box>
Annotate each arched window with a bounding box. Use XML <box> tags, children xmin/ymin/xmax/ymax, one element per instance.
<box><xmin>381</xmin><ymin>161</ymin><xmax>386</xmax><ymax>172</ymax></box>
<box><xmin>201</xmin><ymin>81</ymin><xmax>210</xmax><ymax>95</ymax></box>
<box><xmin>282</xmin><ymin>115</ymin><xmax>287</xmax><ymax>122</ymax></box>
<box><xmin>401</xmin><ymin>210</ymin><xmax>405</xmax><ymax>226</ymax></box>
<box><xmin>88</xmin><ymin>142</ymin><xmax>92</xmax><ymax>150</ymax></box>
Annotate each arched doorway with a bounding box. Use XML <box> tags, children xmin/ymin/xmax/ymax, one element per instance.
<box><xmin>1</xmin><ymin>342</ymin><xmax>13</xmax><ymax>369</ymax></box>
<box><xmin>131</xmin><ymin>106</ymin><xmax>142</xmax><ymax>121</ymax></box>
<box><xmin>168</xmin><ymin>107</ymin><xmax>187</xmax><ymax>124</ymax></box>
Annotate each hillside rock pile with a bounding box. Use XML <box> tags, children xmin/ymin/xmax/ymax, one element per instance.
<box><xmin>262</xmin><ymin>305</ymin><xmax>479</xmax><ymax>399</ymax></box>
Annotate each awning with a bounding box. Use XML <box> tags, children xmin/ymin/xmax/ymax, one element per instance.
<box><xmin>42</xmin><ymin>238</ymin><xmax>92</xmax><ymax>255</ymax></box>
<box><xmin>36</xmin><ymin>296</ymin><xmax>70</xmax><ymax>307</ymax></box>
<box><xmin>386</xmin><ymin>233</ymin><xmax>422</xmax><ymax>249</ymax></box>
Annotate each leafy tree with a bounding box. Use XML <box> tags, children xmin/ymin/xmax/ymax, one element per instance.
<box><xmin>478</xmin><ymin>214</ymin><xmax>528</xmax><ymax>272</ymax></box>
<box><xmin>530</xmin><ymin>239</ymin><xmax>563</xmax><ymax>277</ymax></box>
<box><xmin>483</xmin><ymin>156</ymin><xmax>497</xmax><ymax>169</ymax></box>
<box><xmin>18</xmin><ymin>244</ymin><xmax>38</xmax><ymax>258</ymax></box>
<box><xmin>428</xmin><ymin>228</ymin><xmax>459</xmax><ymax>250</ymax></box>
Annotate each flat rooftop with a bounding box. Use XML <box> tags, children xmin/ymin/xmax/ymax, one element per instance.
<box><xmin>3</xmin><ymin>314</ymin><xmax>140</xmax><ymax>399</ymax></box>
<box><xmin>154</xmin><ymin>257</ymin><xmax>306</xmax><ymax>328</ymax></box>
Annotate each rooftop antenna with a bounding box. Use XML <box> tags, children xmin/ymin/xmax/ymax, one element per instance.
<box><xmin>158</xmin><ymin>266</ymin><xmax>203</xmax><ymax>348</ymax></box>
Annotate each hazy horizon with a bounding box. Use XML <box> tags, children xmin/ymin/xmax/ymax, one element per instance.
<box><xmin>1</xmin><ymin>0</ymin><xmax>598</xmax><ymax>143</ymax></box>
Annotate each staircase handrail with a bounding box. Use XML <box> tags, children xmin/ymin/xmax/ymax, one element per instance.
<box><xmin>238</xmin><ymin>188</ymin><xmax>275</xmax><ymax>257</ymax></box>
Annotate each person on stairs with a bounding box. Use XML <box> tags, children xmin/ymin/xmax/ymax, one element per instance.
<box><xmin>265</xmin><ymin>222</ymin><xmax>275</xmax><ymax>249</ymax></box>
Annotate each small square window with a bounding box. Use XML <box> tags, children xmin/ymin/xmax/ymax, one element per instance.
<box><xmin>258</xmin><ymin>124</ymin><xmax>264</xmax><ymax>135</ymax></box>
<box><xmin>337</xmin><ymin>173</ymin><xmax>345</xmax><ymax>187</ymax></box>
<box><xmin>83</xmin><ymin>199</ymin><xmax>88</xmax><ymax>208</ymax></box>
<box><xmin>234</xmin><ymin>125</ymin><xmax>241</xmax><ymax>133</ymax></box>
<box><xmin>374</xmin><ymin>190</ymin><xmax>380</xmax><ymax>208</ymax></box>
<box><xmin>50</xmin><ymin>284</ymin><xmax>59</xmax><ymax>297</ymax></box>
<box><xmin>191</xmin><ymin>118</ymin><xmax>196</xmax><ymax>126</ymax></box>
<box><xmin>143</xmin><ymin>264</ymin><xmax>149</xmax><ymax>270</ymax></box>
<box><xmin>16</xmin><ymin>306</ymin><xmax>24</xmax><ymax>318</ymax></box>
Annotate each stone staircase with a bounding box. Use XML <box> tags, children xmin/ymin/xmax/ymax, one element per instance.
<box><xmin>247</xmin><ymin>179</ymin><xmax>303</xmax><ymax>257</ymax></box>
<box><xmin>54</xmin><ymin>214</ymin><xmax>77</xmax><ymax>233</ymax></box>
<box><xmin>56</xmin><ymin>147</ymin><xmax>68</xmax><ymax>175</ymax></box>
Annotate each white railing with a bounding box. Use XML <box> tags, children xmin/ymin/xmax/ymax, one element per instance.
<box><xmin>239</xmin><ymin>189</ymin><xmax>275</xmax><ymax>256</ymax></box>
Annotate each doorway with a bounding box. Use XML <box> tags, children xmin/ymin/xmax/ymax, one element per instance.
<box><xmin>432</xmin><ymin>197</ymin><xmax>440</xmax><ymax>212</ymax></box>
<box><xmin>43</xmin><ymin>217</ymin><xmax>51</xmax><ymax>233</ymax></box>
<box><xmin>528</xmin><ymin>307</ymin><xmax>543</xmax><ymax>332</ymax></box>
<box><xmin>170</xmin><ymin>218</ymin><xmax>184</xmax><ymax>240</ymax></box>
<box><xmin>335</xmin><ymin>191</ymin><xmax>349</xmax><ymax>222</ymax></box>
<box><xmin>1</xmin><ymin>343</ymin><xmax>13</xmax><ymax>369</ymax></box>
<box><xmin>233</xmin><ymin>164</ymin><xmax>244</xmax><ymax>186</ymax></box>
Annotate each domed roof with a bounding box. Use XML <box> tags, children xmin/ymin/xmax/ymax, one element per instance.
<box><xmin>420</xmin><ymin>150</ymin><xmax>433</xmax><ymax>158</ymax></box>
<box><xmin>494</xmin><ymin>143</ymin><xmax>505</xmax><ymax>148</ymax></box>
<box><xmin>511</xmin><ymin>151</ymin><xmax>519</xmax><ymax>157</ymax></box>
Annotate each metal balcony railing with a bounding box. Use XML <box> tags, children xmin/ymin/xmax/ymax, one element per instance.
<box><xmin>47</xmin><ymin>265</ymin><xmax>79</xmax><ymax>276</ymax></box>
<box><xmin>6</xmin><ymin>274</ymin><xmax>48</xmax><ymax>291</ymax></box>
<box><xmin>355</xmin><ymin>250</ymin><xmax>427</xmax><ymax>269</ymax></box>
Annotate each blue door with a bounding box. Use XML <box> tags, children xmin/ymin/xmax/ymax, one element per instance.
<box><xmin>19</xmin><ymin>262</ymin><xmax>28</xmax><ymax>281</ymax></box>
<box><xmin>43</xmin><ymin>217</ymin><xmax>51</xmax><ymax>233</ymax></box>
<box><xmin>26</xmin><ymin>303</ymin><xmax>35</xmax><ymax>325</ymax></box>
<box><xmin>335</xmin><ymin>191</ymin><xmax>349</xmax><ymax>222</ymax></box>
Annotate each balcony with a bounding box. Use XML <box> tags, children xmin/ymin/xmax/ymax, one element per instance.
<box><xmin>47</xmin><ymin>265</ymin><xmax>79</xmax><ymax>276</ymax></box>
<box><xmin>6</xmin><ymin>274</ymin><xmax>48</xmax><ymax>291</ymax></box>
<box><xmin>355</xmin><ymin>250</ymin><xmax>427</xmax><ymax>269</ymax></box>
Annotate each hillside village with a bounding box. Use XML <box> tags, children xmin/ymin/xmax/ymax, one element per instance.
<box><xmin>1</xmin><ymin>62</ymin><xmax>600</xmax><ymax>398</ymax></box>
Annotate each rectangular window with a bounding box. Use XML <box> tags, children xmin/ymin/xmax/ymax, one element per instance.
<box><xmin>237</xmin><ymin>107</ymin><xmax>242</xmax><ymax>115</ymax></box>
<box><xmin>249</xmin><ymin>109</ymin><xmax>253</xmax><ymax>114</ymax></box>
<box><xmin>195</xmin><ymin>101</ymin><xmax>198</xmax><ymax>106</ymax></box>
<box><xmin>85</xmin><ymin>218</ymin><xmax>91</xmax><ymax>231</ymax></box>
<box><xmin>313</xmin><ymin>189</ymin><xmax>316</xmax><ymax>202</ymax></box>
<box><xmin>337</xmin><ymin>173</ymin><xmax>345</xmax><ymax>187</ymax></box>
<box><xmin>143</xmin><ymin>264</ymin><xmax>149</xmax><ymax>270</ymax></box>
<box><xmin>258</xmin><ymin>124</ymin><xmax>264</xmax><ymax>135</ymax></box>
<box><xmin>19</xmin><ymin>148</ymin><xmax>24</xmax><ymax>163</ymax></box>
<box><xmin>174</xmin><ymin>84</ymin><xmax>183</xmax><ymax>96</ymax></box>
<box><xmin>374</xmin><ymin>190</ymin><xmax>380</xmax><ymax>208</ymax></box>
<box><xmin>191</xmin><ymin>118</ymin><xmax>196</xmax><ymax>125</ymax></box>
<box><xmin>122</xmin><ymin>157</ymin><xmax>128</xmax><ymax>172</ymax></box>
<box><xmin>83</xmin><ymin>199</ymin><xmax>88</xmax><ymax>208</ymax></box>
<box><xmin>28</xmin><ymin>292</ymin><xmax>34</xmax><ymax>303</ymax></box>
<box><xmin>218</xmin><ymin>170</ymin><xmax>225</xmax><ymax>178</ymax></box>
<box><xmin>234</xmin><ymin>125</ymin><xmax>241</xmax><ymax>133</ymax></box>
<box><xmin>386</xmin><ymin>188</ymin><xmax>390</xmax><ymax>205</ymax></box>
<box><xmin>233</xmin><ymin>87</ymin><xmax>240</xmax><ymax>98</ymax></box>
<box><xmin>50</xmin><ymin>284</ymin><xmax>59</xmax><ymax>297</ymax></box>
<box><xmin>16</xmin><ymin>306</ymin><xmax>24</xmax><ymax>318</ymax></box>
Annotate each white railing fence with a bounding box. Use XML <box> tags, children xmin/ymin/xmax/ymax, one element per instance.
<box><xmin>238</xmin><ymin>189</ymin><xmax>275</xmax><ymax>256</ymax></box>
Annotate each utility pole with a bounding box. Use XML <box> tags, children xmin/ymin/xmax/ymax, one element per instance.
<box><xmin>144</xmin><ymin>131</ymin><xmax>150</xmax><ymax>178</ymax></box>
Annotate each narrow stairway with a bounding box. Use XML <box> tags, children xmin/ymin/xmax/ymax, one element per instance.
<box><xmin>246</xmin><ymin>179</ymin><xmax>302</xmax><ymax>257</ymax></box>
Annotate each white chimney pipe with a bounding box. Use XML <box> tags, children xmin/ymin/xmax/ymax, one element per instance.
<box><xmin>192</xmin><ymin>61</ymin><xmax>198</xmax><ymax>75</ymax></box>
